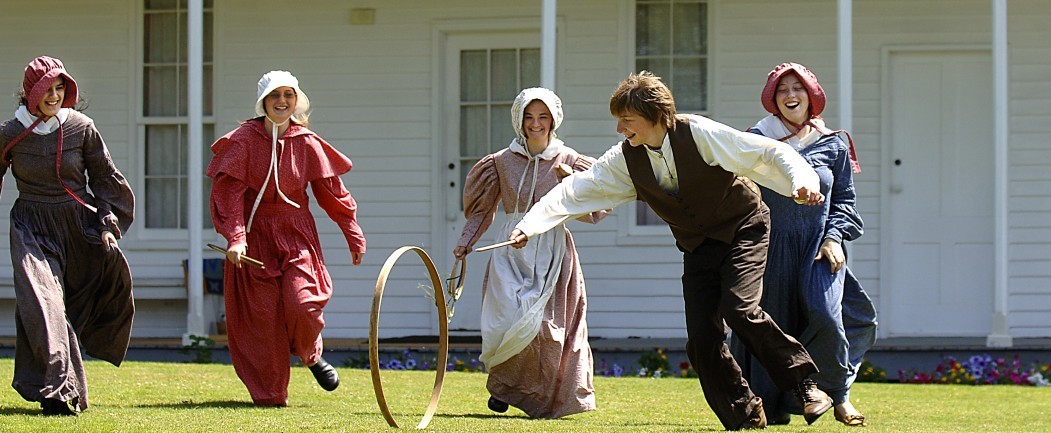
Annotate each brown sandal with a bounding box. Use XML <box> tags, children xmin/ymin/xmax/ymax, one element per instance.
<box><xmin>835</xmin><ymin>411</ymin><xmax>867</xmax><ymax>427</ymax></box>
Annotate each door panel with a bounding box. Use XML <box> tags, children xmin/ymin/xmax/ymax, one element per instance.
<box><xmin>883</xmin><ymin>50</ymin><xmax>994</xmax><ymax>337</ymax></box>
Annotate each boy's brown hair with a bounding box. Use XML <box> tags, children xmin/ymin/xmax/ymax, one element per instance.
<box><xmin>609</xmin><ymin>71</ymin><xmax>677</xmax><ymax>129</ymax></box>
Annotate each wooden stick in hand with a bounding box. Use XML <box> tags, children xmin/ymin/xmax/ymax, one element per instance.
<box><xmin>207</xmin><ymin>243</ymin><xmax>266</xmax><ymax>269</ymax></box>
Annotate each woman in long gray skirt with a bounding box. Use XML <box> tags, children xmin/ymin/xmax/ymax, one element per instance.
<box><xmin>0</xmin><ymin>56</ymin><xmax>135</xmax><ymax>416</ymax></box>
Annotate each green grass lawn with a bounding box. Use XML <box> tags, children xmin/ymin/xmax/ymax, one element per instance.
<box><xmin>0</xmin><ymin>358</ymin><xmax>1047</xmax><ymax>432</ymax></box>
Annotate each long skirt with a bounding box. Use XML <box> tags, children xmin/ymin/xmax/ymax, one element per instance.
<box><xmin>224</xmin><ymin>204</ymin><xmax>332</xmax><ymax>406</ymax></box>
<box><xmin>483</xmin><ymin>223</ymin><xmax>595</xmax><ymax>419</ymax></box>
<box><xmin>11</xmin><ymin>199</ymin><xmax>134</xmax><ymax>412</ymax></box>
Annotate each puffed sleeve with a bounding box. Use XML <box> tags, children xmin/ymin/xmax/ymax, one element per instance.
<box><xmin>569</xmin><ymin>153</ymin><xmax>611</xmax><ymax>224</ymax></box>
<box><xmin>312</xmin><ymin>176</ymin><xmax>366</xmax><ymax>253</ymax></box>
<box><xmin>457</xmin><ymin>154</ymin><xmax>501</xmax><ymax>249</ymax></box>
<box><xmin>824</xmin><ymin>137</ymin><xmax>864</xmax><ymax>243</ymax></box>
<box><xmin>83</xmin><ymin>122</ymin><xmax>135</xmax><ymax>238</ymax></box>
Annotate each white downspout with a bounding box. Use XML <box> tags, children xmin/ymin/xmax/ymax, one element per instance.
<box><xmin>987</xmin><ymin>0</ymin><xmax>1012</xmax><ymax>347</ymax></box>
<box><xmin>541</xmin><ymin>0</ymin><xmax>556</xmax><ymax>89</ymax></box>
<box><xmin>183</xmin><ymin>0</ymin><xmax>206</xmax><ymax>345</ymax></box>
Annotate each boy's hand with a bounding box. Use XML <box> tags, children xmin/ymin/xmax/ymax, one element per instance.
<box><xmin>792</xmin><ymin>187</ymin><xmax>825</xmax><ymax>205</ymax></box>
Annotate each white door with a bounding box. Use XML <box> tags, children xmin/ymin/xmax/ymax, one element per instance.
<box><xmin>882</xmin><ymin>50</ymin><xmax>994</xmax><ymax>337</ymax></box>
<box><xmin>441</xmin><ymin>31</ymin><xmax>540</xmax><ymax>333</ymax></box>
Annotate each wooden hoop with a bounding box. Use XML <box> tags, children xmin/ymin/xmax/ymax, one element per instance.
<box><xmin>369</xmin><ymin>246</ymin><xmax>449</xmax><ymax>429</ymax></box>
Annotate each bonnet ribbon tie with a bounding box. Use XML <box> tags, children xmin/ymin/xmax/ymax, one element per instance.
<box><xmin>246</xmin><ymin>117</ymin><xmax>301</xmax><ymax>233</ymax></box>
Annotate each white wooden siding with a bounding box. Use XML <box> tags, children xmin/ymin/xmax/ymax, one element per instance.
<box><xmin>0</xmin><ymin>0</ymin><xmax>1046</xmax><ymax>342</ymax></box>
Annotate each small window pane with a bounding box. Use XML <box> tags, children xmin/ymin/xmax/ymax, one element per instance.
<box><xmin>202</xmin><ymin>177</ymin><xmax>214</xmax><ymax>227</ymax></box>
<box><xmin>490</xmin><ymin>104</ymin><xmax>514</xmax><ymax>152</ymax></box>
<box><xmin>204</xmin><ymin>12</ymin><xmax>214</xmax><ymax>62</ymax></box>
<box><xmin>520</xmin><ymin>49</ymin><xmax>540</xmax><ymax>89</ymax></box>
<box><xmin>144</xmin><ymin>65</ymin><xmax>178</xmax><ymax>116</ymax></box>
<box><xmin>636</xmin><ymin>58</ymin><xmax>670</xmax><ymax>80</ymax></box>
<box><xmin>636</xmin><ymin>3</ymin><xmax>671</xmax><ymax>56</ymax></box>
<box><xmin>144</xmin><ymin>12</ymin><xmax>178</xmax><ymax>63</ymax></box>
<box><xmin>178</xmin><ymin>65</ymin><xmax>188</xmax><ymax>116</ymax></box>
<box><xmin>178</xmin><ymin>11</ymin><xmax>188</xmax><ymax>63</ymax></box>
<box><xmin>673</xmin><ymin>3</ymin><xmax>707</xmax><ymax>55</ymax></box>
<box><xmin>204</xmin><ymin>64</ymin><xmax>213</xmax><ymax>115</ymax></box>
<box><xmin>491</xmin><ymin>49</ymin><xmax>518</xmax><ymax>100</ymax></box>
<box><xmin>460</xmin><ymin>105</ymin><xmax>488</xmax><ymax>158</ymax></box>
<box><xmin>637</xmin><ymin>203</ymin><xmax>664</xmax><ymax>225</ymax></box>
<box><xmin>145</xmin><ymin>178</ymin><xmax>180</xmax><ymax>228</ymax></box>
<box><xmin>672</xmin><ymin>57</ymin><xmax>707</xmax><ymax>112</ymax></box>
<box><xmin>146</xmin><ymin>0</ymin><xmax>178</xmax><ymax>10</ymax></box>
<box><xmin>461</xmin><ymin>50</ymin><xmax>488</xmax><ymax>102</ymax></box>
<box><xmin>146</xmin><ymin>125</ymin><xmax>181</xmax><ymax>175</ymax></box>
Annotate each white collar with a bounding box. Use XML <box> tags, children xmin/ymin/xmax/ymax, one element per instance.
<box><xmin>753</xmin><ymin>114</ymin><xmax>822</xmax><ymax>150</ymax></box>
<box><xmin>509</xmin><ymin>137</ymin><xmax>564</xmax><ymax>160</ymax></box>
<box><xmin>15</xmin><ymin>105</ymin><xmax>70</xmax><ymax>135</ymax></box>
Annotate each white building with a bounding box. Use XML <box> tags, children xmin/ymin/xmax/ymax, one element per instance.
<box><xmin>0</xmin><ymin>0</ymin><xmax>1047</xmax><ymax>349</ymax></box>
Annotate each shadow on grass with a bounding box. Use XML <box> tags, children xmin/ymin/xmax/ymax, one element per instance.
<box><xmin>435</xmin><ymin>412</ymin><xmax>531</xmax><ymax>420</ymax></box>
<box><xmin>0</xmin><ymin>407</ymin><xmax>42</xmax><ymax>416</ymax></box>
<box><xmin>136</xmin><ymin>400</ymin><xmax>260</xmax><ymax>409</ymax></box>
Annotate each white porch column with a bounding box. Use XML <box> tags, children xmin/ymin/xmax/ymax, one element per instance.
<box><xmin>837</xmin><ymin>0</ymin><xmax>852</xmax><ymax>134</ymax></box>
<box><xmin>987</xmin><ymin>0</ymin><xmax>1012</xmax><ymax>347</ymax></box>
<box><xmin>838</xmin><ymin>0</ymin><xmax>854</xmax><ymax>268</ymax></box>
<box><xmin>541</xmin><ymin>0</ymin><xmax>556</xmax><ymax>89</ymax></box>
<box><xmin>183</xmin><ymin>0</ymin><xmax>206</xmax><ymax>344</ymax></box>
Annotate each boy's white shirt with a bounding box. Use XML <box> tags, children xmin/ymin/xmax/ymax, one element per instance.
<box><xmin>516</xmin><ymin>114</ymin><xmax>819</xmax><ymax>237</ymax></box>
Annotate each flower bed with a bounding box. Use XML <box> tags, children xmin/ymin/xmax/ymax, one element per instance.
<box><xmin>347</xmin><ymin>348</ymin><xmax>1051</xmax><ymax>387</ymax></box>
<box><xmin>895</xmin><ymin>354</ymin><xmax>1051</xmax><ymax>386</ymax></box>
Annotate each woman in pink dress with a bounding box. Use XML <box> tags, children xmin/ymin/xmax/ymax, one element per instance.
<box><xmin>454</xmin><ymin>87</ymin><xmax>608</xmax><ymax>418</ymax></box>
<box><xmin>207</xmin><ymin>71</ymin><xmax>366</xmax><ymax>406</ymax></box>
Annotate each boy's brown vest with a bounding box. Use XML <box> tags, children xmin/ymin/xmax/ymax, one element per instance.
<box><xmin>622</xmin><ymin>115</ymin><xmax>763</xmax><ymax>252</ymax></box>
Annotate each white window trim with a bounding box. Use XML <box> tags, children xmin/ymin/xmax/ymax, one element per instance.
<box><xmin>133</xmin><ymin>0</ymin><xmax>219</xmax><ymax>240</ymax></box>
<box><xmin>617</xmin><ymin>0</ymin><xmax>716</xmax><ymax>246</ymax></box>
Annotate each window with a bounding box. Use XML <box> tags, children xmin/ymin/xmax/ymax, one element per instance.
<box><xmin>634</xmin><ymin>0</ymin><xmax>708</xmax><ymax>226</ymax></box>
<box><xmin>457</xmin><ymin>48</ymin><xmax>540</xmax><ymax>207</ymax></box>
<box><xmin>142</xmin><ymin>0</ymin><xmax>214</xmax><ymax>229</ymax></box>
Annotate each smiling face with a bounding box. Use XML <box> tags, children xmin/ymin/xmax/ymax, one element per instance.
<box><xmin>37</xmin><ymin>77</ymin><xmax>66</xmax><ymax>118</ymax></box>
<box><xmin>615</xmin><ymin>110</ymin><xmax>667</xmax><ymax>148</ymax></box>
<box><xmin>775</xmin><ymin>73</ymin><xmax>810</xmax><ymax>125</ymax></box>
<box><xmin>263</xmin><ymin>86</ymin><xmax>297</xmax><ymax>123</ymax></box>
<box><xmin>522</xmin><ymin>100</ymin><xmax>553</xmax><ymax>145</ymax></box>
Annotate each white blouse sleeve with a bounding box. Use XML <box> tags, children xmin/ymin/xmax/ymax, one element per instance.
<box><xmin>688</xmin><ymin>115</ymin><xmax>819</xmax><ymax>197</ymax></box>
<box><xmin>516</xmin><ymin>144</ymin><xmax>635</xmax><ymax>237</ymax></box>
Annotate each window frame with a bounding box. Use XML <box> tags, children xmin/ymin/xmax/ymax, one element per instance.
<box><xmin>620</xmin><ymin>0</ymin><xmax>715</xmax><ymax>243</ymax></box>
<box><xmin>135</xmin><ymin>0</ymin><xmax>218</xmax><ymax>240</ymax></box>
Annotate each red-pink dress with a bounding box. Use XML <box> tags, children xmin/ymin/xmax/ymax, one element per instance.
<box><xmin>207</xmin><ymin>119</ymin><xmax>365</xmax><ymax>406</ymax></box>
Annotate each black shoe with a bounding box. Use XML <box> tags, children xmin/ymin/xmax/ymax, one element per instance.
<box><xmin>769</xmin><ymin>410</ymin><xmax>791</xmax><ymax>425</ymax></box>
<box><xmin>793</xmin><ymin>378</ymin><xmax>832</xmax><ymax>425</ymax></box>
<box><xmin>309</xmin><ymin>357</ymin><xmax>340</xmax><ymax>391</ymax></box>
<box><xmin>487</xmin><ymin>396</ymin><xmax>508</xmax><ymax>413</ymax></box>
<box><xmin>40</xmin><ymin>398</ymin><xmax>76</xmax><ymax>416</ymax></box>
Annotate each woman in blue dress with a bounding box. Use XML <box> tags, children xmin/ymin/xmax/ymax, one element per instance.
<box><xmin>730</xmin><ymin>62</ymin><xmax>876</xmax><ymax>427</ymax></box>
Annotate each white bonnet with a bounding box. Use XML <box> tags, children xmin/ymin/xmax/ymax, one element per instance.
<box><xmin>255</xmin><ymin>70</ymin><xmax>310</xmax><ymax>118</ymax></box>
<box><xmin>511</xmin><ymin>87</ymin><xmax>563</xmax><ymax>144</ymax></box>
